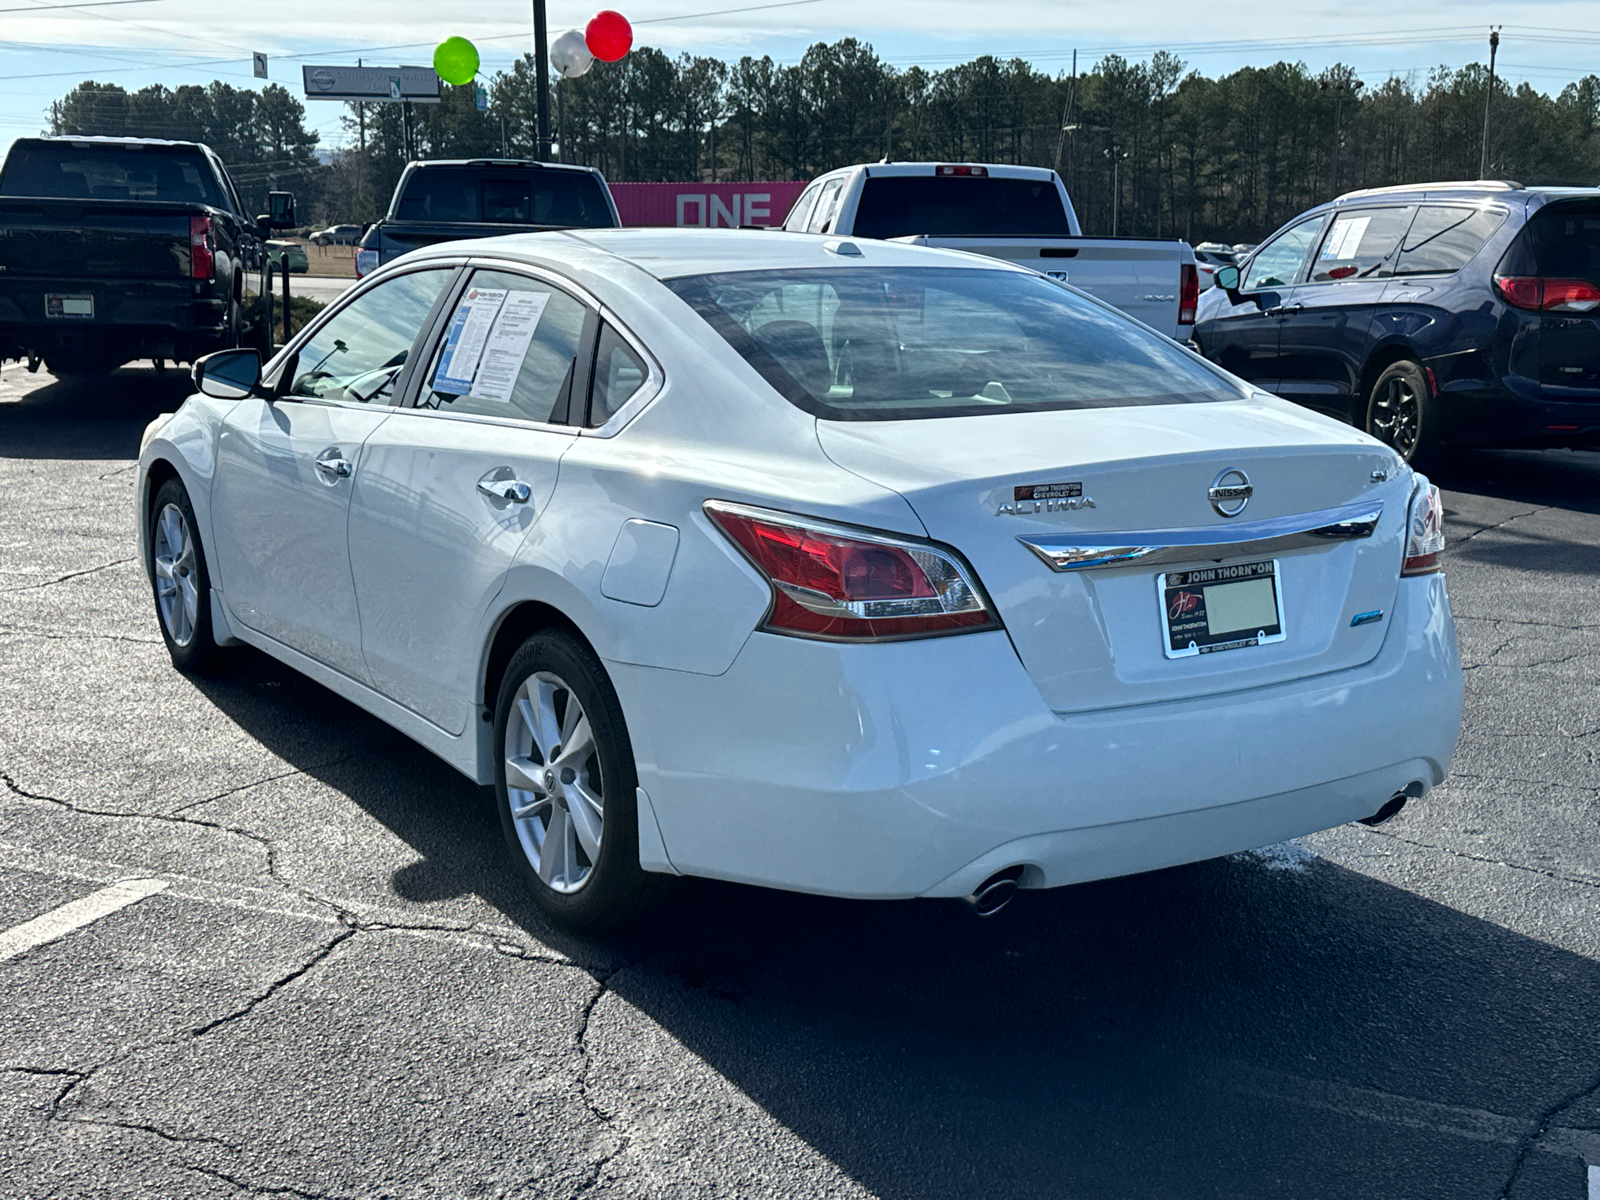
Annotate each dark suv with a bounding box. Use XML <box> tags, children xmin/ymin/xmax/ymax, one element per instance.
<box><xmin>1192</xmin><ymin>182</ymin><xmax>1600</xmax><ymax>465</ymax></box>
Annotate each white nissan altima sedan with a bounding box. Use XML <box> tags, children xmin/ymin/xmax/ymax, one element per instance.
<box><xmin>137</xmin><ymin>229</ymin><xmax>1463</xmax><ymax>931</ymax></box>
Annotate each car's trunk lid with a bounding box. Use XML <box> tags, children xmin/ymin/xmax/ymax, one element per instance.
<box><xmin>817</xmin><ymin>397</ymin><xmax>1412</xmax><ymax>712</ymax></box>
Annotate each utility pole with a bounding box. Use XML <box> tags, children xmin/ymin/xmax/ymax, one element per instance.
<box><xmin>1105</xmin><ymin>145</ymin><xmax>1129</xmax><ymax>236</ymax></box>
<box><xmin>356</xmin><ymin>57</ymin><xmax>365</xmax><ymax>152</ymax></box>
<box><xmin>532</xmin><ymin>0</ymin><xmax>551</xmax><ymax>158</ymax></box>
<box><xmin>1479</xmin><ymin>27</ymin><xmax>1500</xmax><ymax>178</ymax></box>
<box><xmin>1053</xmin><ymin>49</ymin><xmax>1077</xmax><ymax>176</ymax></box>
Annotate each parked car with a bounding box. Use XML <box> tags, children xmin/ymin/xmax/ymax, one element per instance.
<box><xmin>355</xmin><ymin>159</ymin><xmax>618</xmax><ymax>277</ymax></box>
<box><xmin>311</xmin><ymin>223</ymin><xmax>363</xmax><ymax>246</ymax></box>
<box><xmin>1192</xmin><ymin>246</ymin><xmax>1238</xmax><ymax>290</ymax></box>
<box><xmin>266</xmin><ymin>240</ymin><xmax>309</xmax><ymax>273</ymax></box>
<box><xmin>139</xmin><ymin>228</ymin><xmax>1462</xmax><ymax>931</ymax></box>
<box><xmin>780</xmin><ymin>162</ymin><xmax>1200</xmax><ymax>340</ymax></box>
<box><xmin>1193</xmin><ymin>181</ymin><xmax>1600</xmax><ymax>464</ymax></box>
<box><xmin>0</xmin><ymin>136</ymin><xmax>272</xmax><ymax>375</ymax></box>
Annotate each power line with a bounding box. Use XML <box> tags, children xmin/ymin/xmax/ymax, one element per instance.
<box><xmin>0</xmin><ymin>0</ymin><xmax>166</xmax><ymax>11</ymax></box>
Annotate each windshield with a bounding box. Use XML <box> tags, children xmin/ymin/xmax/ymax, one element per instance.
<box><xmin>0</xmin><ymin>142</ymin><xmax>225</xmax><ymax>206</ymax></box>
<box><xmin>668</xmin><ymin>267</ymin><xmax>1242</xmax><ymax>421</ymax></box>
<box><xmin>394</xmin><ymin>166</ymin><xmax>612</xmax><ymax>227</ymax></box>
<box><xmin>851</xmin><ymin>176</ymin><xmax>1073</xmax><ymax>239</ymax></box>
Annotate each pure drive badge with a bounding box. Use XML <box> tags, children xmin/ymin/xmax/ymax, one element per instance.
<box><xmin>998</xmin><ymin>482</ymin><xmax>1095</xmax><ymax>515</ymax></box>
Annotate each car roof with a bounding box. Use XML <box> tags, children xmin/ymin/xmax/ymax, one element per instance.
<box><xmin>413</xmin><ymin>226</ymin><xmax>1040</xmax><ymax>281</ymax></box>
<box><xmin>401</xmin><ymin>158</ymin><xmax>601</xmax><ymax>175</ymax></box>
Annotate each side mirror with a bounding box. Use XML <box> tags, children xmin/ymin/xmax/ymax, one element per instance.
<box><xmin>254</xmin><ymin>216</ymin><xmax>271</xmax><ymax>240</ymax></box>
<box><xmin>267</xmin><ymin>191</ymin><xmax>297</xmax><ymax>230</ymax></box>
<box><xmin>1214</xmin><ymin>265</ymin><xmax>1240</xmax><ymax>291</ymax></box>
<box><xmin>192</xmin><ymin>348</ymin><xmax>262</xmax><ymax>400</ymax></box>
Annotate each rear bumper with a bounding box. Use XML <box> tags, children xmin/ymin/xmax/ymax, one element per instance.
<box><xmin>1428</xmin><ymin>359</ymin><xmax>1600</xmax><ymax>448</ymax></box>
<box><xmin>0</xmin><ymin>278</ymin><xmax>231</xmax><ymax>361</ymax></box>
<box><xmin>609</xmin><ymin>571</ymin><xmax>1463</xmax><ymax>900</ymax></box>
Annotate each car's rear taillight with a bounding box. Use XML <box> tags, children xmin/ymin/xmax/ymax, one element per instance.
<box><xmin>1178</xmin><ymin>262</ymin><xmax>1199</xmax><ymax>325</ymax></box>
<box><xmin>935</xmin><ymin>164</ymin><xmax>988</xmax><ymax>177</ymax></box>
<box><xmin>189</xmin><ymin>214</ymin><xmax>214</xmax><ymax>280</ymax></box>
<box><xmin>1494</xmin><ymin>275</ymin><xmax>1600</xmax><ymax>313</ymax></box>
<box><xmin>1402</xmin><ymin>480</ymin><xmax>1445</xmax><ymax>576</ymax></box>
<box><xmin>704</xmin><ymin>501</ymin><xmax>998</xmax><ymax>640</ymax></box>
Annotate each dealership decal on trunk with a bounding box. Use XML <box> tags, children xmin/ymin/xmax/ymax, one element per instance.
<box><xmin>999</xmin><ymin>481</ymin><xmax>1096</xmax><ymax>515</ymax></box>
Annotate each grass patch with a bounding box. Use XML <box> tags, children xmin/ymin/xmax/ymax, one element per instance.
<box><xmin>241</xmin><ymin>294</ymin><xmax>327</xmax><ymax>344</ymax></box>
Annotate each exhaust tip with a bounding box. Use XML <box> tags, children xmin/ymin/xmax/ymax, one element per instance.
<box><xmin>964</xmin><ymin>867</ymin><xmax>1024</xmax><ymax>918</ymax></box>
<box><xmin>1359</xmin><ymin>792</ymin><xmax>1409</xmax><ymax>827</ymax></box>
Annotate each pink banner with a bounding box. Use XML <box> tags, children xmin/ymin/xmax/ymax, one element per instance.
<box><xmin>609</xmin><ymin>181</ymin><xmax>808</xmax><ymax>228</ymax></box>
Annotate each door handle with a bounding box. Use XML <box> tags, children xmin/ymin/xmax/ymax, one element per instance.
<box><xmin>1266</xmin><ymin>303</ymin><xmax>1303</xmax><ymax>318</ymax></box>
<box><xmin>314</xmin><ymin>455</ymin><xmax>353</xmax><ymax>478</ymax></box>
<box><xmin>478</xmin><ymin>478</ymin><xmax>531</xmax><ymax>504</ymax></box>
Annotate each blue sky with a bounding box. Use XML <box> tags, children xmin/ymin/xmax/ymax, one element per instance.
<box><xmin>2</xmin><ymin>0</ymin><xmax>1596</xmax><ymax>153</ymax></box>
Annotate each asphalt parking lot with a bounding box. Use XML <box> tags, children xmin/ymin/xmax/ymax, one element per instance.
<box><xmin>2</xmin><ymin>363</ymin><xmax>1598</xmax><ymax>1200</ymax></box>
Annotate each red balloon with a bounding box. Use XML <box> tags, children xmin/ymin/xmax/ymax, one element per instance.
<box><xmin>585</xmin><ymin>10</ymin><xmax>632</xmax><ymax>62</ymax></box>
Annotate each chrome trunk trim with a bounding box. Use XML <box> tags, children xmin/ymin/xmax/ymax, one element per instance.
<box><xmin>1017</xmin><ymin>502</ymin><xmax>1383</xmax><ymax>572</ymax></box>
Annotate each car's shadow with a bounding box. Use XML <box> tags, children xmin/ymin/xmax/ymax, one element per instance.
<box><xmin>188</xmin><ymin>649</ymin><xmax>1599</xmax><ymax>1199</ymax></box>
<box><xmin>0</xmin><ymin>366</ymin><xmax>192</xmax><ymax>460</ymax></box>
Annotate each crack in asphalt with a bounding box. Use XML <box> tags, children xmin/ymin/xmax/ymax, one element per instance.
<box><xmin>570</xmin><ymin>965</ymin><xmax>631</xmax><ymax>1198</ymax></box>
<box><xmin>184</xmin><ymin>1162</ymin><xmax>361</xmax><ymax>1200</ymax></box>
<box><xmin>1366</xmin><ymin>826</ymin><xmax>1600</xmax><ymax>892</ymax></box>
<box><xmin>189</xmin><ymin>926</ymin><xmax>358</xmax><ymax>1039</ymax></box>
<box><xmin>1450</xmin><ymin>505</ymin><xmax>1555</xmax><ymax>547</ymax></box>
<box><xmin>1499</xmin><ymin>1062</ymin><xmax>1600</xmax><ymax>1198</ymax></box>
<box><xmin>0</xmin><ymin>555</ymin><xmax>136</xmax><ymax>593</ymax></box>
<box><xmin>0</xmin><ymin>621</ymin><xmax>162</xmax><ymax>646</ymax></box>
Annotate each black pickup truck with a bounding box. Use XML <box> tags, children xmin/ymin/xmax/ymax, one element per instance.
<box><xmin>355</xmin><ymin>159</ymin><xmax>619</xmax><ymax>277</ymax></box>
<box><xmin>0</xmin><ymin>137</ymin><xmax>268</xmax><ymax>376</ymax></box>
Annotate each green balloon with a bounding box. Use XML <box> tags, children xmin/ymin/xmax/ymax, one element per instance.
<box><xmin>433</xmin><ymin>37</ymin><xmax>480</xmax><ymax>86</ymax></box>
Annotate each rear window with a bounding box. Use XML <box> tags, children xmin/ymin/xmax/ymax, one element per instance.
<box><xmin>394</xmin><ymin>167</ymin><xmax>612</xmax><ymax>228</ymax></box>
<box><xmin>1310</xmin><ymin>206</ymin><xmax>1413</xmax><ymax>281</ymax></box>
<box><xmin>1500</xmin><ymin>202</ymin><xmax>1600</xmax><ymax>285</ymax></box>
<box><xmin>1393</xmin><ymin>205</ymin><xmax>1505</xmax><ymax>276</ymax></box>
<box><xmin>667</xmin><ymin>267</ymin><xmax>1241</xmax><ymax>421</ymax></box>
<box><xmin>851</xmin><ymin>176</ymin><xmax>1073</xmax><ymax>239</ymax></box>
<box><xmin>0</xmin><ymin>142</ymin><xmax>224</xmax><ymax>206</ymax></box>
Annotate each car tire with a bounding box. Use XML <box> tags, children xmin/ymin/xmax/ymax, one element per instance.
<box><xmin>1365</xmin><ymin>360</ymin><xmax>1443</xmax><ymax>469</ymax></box>
<box><xmin>493</xmin><ymin>629</ymin><xmax>660</xmax><ymax>934</ymax></box>
<box><xmin>148</xmin><ymin>478</ymin><xmax>225</xmax><ymax>674</ymax></box>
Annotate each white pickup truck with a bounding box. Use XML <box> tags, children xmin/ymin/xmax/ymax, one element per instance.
<box><xmin>781</xmin><ymin>162</ymin><xmax>1199</xmax><ymax>340</ymax></box>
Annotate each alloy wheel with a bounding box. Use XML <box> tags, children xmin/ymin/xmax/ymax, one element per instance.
<box><xmin>151</xmin><ymin>502</ymin><xmax>199</xmax><ymax>647</ymax></box>
<box><xmin>504</xmin><ymin>671</ymin><xmax>605</xmax><ymax>894</ymax></box>
<box><xmin>1371</xmin><ymin>375</ymin><xmax>1421</xmax><ymax>460</ymax></box>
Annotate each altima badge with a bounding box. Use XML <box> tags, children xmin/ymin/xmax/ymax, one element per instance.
<box><xmin>1208</xmin><ymin>468</ymin><xmax>1252</xmax><ymax>517</ymax></box>
<box><xmin>998</xmin><ymin>481</ymin><xmax>1095</xmax><ymax>516</ymax></box>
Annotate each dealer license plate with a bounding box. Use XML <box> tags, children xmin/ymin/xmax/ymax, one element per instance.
<box><xmin>46</xmin><ymin>294</ymin><xmax>94</xmax><ymax>319</ymax></box>
<box><xmin>1159</xmin><ymin>559</ymin><xmax>1286</xmax><ymax>659</ymax></box>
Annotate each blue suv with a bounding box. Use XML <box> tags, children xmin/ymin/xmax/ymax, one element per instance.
<box><xmin>1192</xmin><ymin>182</ymin><xmax>1600</xmax><ymax>465</ymax></box>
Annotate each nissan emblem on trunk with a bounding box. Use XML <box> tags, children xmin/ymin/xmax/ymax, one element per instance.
<box><xmin>1208</xmin><ymin>468</ymin><xmax>1252</xmax><ymax>517</ymax></box>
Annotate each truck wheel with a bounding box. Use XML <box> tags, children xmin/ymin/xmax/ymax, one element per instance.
<box><xmin>1365</xmin><ymin>360</ymin><xmax>1442</xmax><ymax>469</ymax></box>
<box><xmin>148</xmin><ymin>478</ymin><xmax>225</xmax><ymax>674</ymax></box>
<box><xmin>493</xmin><ymin>630</ymin><xmax>661</xmax><ymax>934</ymax></box>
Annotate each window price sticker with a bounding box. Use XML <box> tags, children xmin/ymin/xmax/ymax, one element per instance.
<box><xmin>431</xmin><ymin>287</ymin><xmax>550</xmax><ymax>403</ymax></box>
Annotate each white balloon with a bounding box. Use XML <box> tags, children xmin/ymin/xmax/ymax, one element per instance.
<box><xmin>551</xmin><ymin>29</ymin><xmax>594</xmax><ymax>79</ymax></box>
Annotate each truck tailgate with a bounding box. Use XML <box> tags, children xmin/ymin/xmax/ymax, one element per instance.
<box><xmin>899</xmin><ymin>235</ymin><xmax>1188</xmax><ymax>338</ymax></box>
<box><xmin>0</xmin><ymin>199</ymin><xmax>197</xmax><ymax>279</ymax></box>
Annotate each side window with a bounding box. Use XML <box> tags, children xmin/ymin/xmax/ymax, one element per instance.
<box><xmin>809</xmin><ymin>179</ymin><xmax>844</xmax><ymax>233</ymax></box>
<box><xmin>588</xmin><ymin>323</ymin><xmax>648</xmax><ymax>426</ymax></box>
<box><xmin>286</xmin><ymin>268</ymin><xmax>452</xmax><ymax>404</ymax></box>
<box><xmin>784</xmin><ymin>184</ymin><xmax>821</xmax><ymax>232</ymax></box>
<box><xmin>1244</xmin><ymin>217</ymin><xmax>1325</xmax><ymax>290</ymax></box>
<box><xmin>1309</xmin><ymin>206</ymin><xmax>1413</xmax><ymax>282</ymax></box>
<box><xmin>1395</xmin><ymin>206</ymin><xmax>1506</xmax><ymax>276</ymax></box>
<box><xmin>417</xmin><ymin>270</ymin><xmax>591</xmax><ymax>425</ymax></box>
